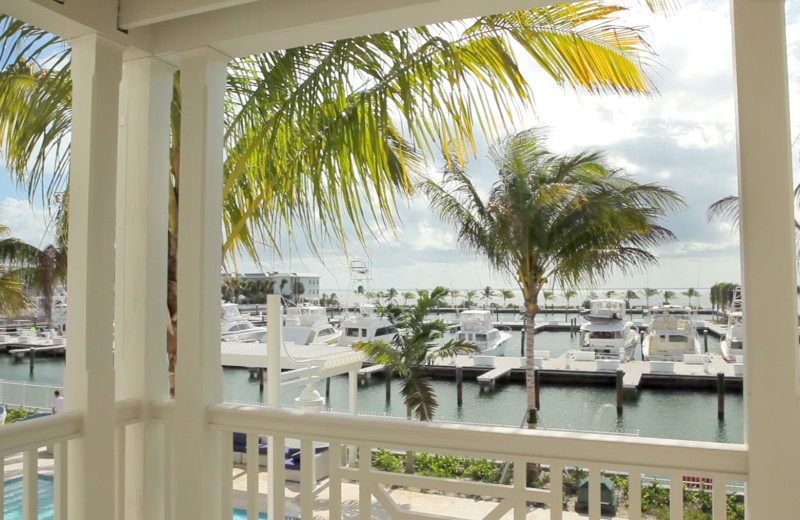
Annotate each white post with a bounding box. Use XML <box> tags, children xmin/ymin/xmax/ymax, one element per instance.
<box><xmin>348</xmin><ymin>369</ymin><xmax>357</xmax><ymax>466</ymax></box>
<box><xmin>173</xmin><ymin>47</ymin><xmax>228</xmax><ymax>520</ymax></box>
<box><xmin>731</xmin><ymin>0</ymin><xmax>800</xmax><ymax>516</ymax></box>
<box><xmin>115</xmin><ymin>56</ymin><xmax>175</xmax><ymax>520</ymax></box>
<box><xmin>65</xmin><ymin>33</ymin><xmax>122</xmax><ymax>520</ymax></box>
<box><xmin>267</xmin><ymin>295</ymin><xmax>282</xmax><ymax>408</ymax></box>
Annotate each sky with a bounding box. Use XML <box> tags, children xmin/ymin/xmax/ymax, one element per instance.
<box><xmin>2</xmin><ymin>0</ymin><xmax>799</xmax><ymax>304</ymax></box>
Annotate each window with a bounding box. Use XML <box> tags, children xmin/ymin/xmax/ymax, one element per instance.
<box><xmin>345</xmin><ymin>328</ymin><xmax>360</xmax><ymax>337</ymax></box>
<box><xmin>375</xmin><ymin>326</ymin><xmax>397</xmax><ymax>337</ymax></box>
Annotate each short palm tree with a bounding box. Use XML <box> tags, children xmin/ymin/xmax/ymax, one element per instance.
<box><xmin>643</xmin><ymin>287</ymin><xmax>660</xmax><ymax>307</ymax></box>
<box><xmin>563</xmin><ymin>289</ymin><xmax>578</xmax><ymax>318</ymax></box>
<box><xmin>624</xmin><ymin>289</ymin><xmax>640</xmax><ymax>310</ymax></box>
<box><xmin>386</xmin><ymin>288</ymin><xmax>399</xmax><ymax>304</ymax></box>
<box><xmin>683</xmin><ymin>287</ymin><xmax>700</xmax><ymax>307</ymax></box>
<box><xmin>402</xmin><ymin>291</ymin><xmax>415</xmax><ymax>306</ymax></box>
<box><xmin>463</xmin><ymin>290</ymin><xmax>478</xmax><ymax>308</ymax></box>
<box><xmin>542</xmin><ymin>291</ymin><xmax>555</xmax><ymax>313</ymax></box>
<box><xmin>450</xmin><ymin>290</ymin><xmax>462</xmax><ymax>308</ymax></box>
<box><xmin>424</xmin><ymin>128</ymin><xmax>683</xmax><ymax>424</ymax></box>
<box><xmin>501</xmin><ymin>289</ymin><xmax>516</xmax><ymax>308</ymax></box>
<box><xmin>605</xmin><ymin>290</ymin><xmax>618</xmax><ymax>298</ymax></box>
<box><xmin>482</xmin><ymin>286</ymin><xmax>498</xmax><ymax>309</ymax></box>
<box><xmin>662</xmin><ymin>290</ymin><xmax>677</xmax><ymax>304</ymax></box>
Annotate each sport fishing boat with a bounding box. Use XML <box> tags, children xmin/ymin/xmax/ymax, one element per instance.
<box><xmin>455</xmin><ymin>310</ymin><xmax>511</xmax><ymax>356</ymax></box>
<box><xmin>283</xmin><ymin>305</ymin><xmax>341</xmax><ymax>345</ymax></box>
<box><xmin>336</xmin><ymin>304</ymin><xmax>397</xmax><ymax>347</ymax></box>
<box><xmin>221</xmin><ymin>303</ymin><xmax>267</xmax><ymax>343</ymax></box>
<box><xmin>642</xmin><ymin>304</ymin><xmax>702</xmax><ymax>361</ymax></box>
<box><xmin>579</xmin><ymin>299</ymin><xmax>639</xmax><ymax>361</ymax></box>
<box><xmin>719</xmin><ymin>286</ymin><xmax>744</xmax><ymax>362</ymax></box>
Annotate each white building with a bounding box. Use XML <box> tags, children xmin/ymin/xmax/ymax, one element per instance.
<box><xmin>269</xmin><ymin>272</ymin><xmax>321</xmax><ymax>303</ymax></box>
<box><xmin>0</xmin><ymin>0</ymin><xmax>796</xmax><ymax>519</ymax></box>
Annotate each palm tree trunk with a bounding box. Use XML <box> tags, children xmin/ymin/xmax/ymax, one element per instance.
<box><xmin>524</xmin><ymin>298</ymin><xmax>538</xmax><ymax>428</ymax></box>
<box><xmin>405</xmin><ymin>405</ymin><xmax>415</xmax><ymax>473</ymax></box>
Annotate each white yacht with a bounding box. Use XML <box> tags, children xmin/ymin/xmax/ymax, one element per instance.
<box><xmin>720</xmin><ymin>287</ymin><xmax>744</xmax><ymax>362</ymax></box>
<box><xmin>455</xmin><ymin>310</ymin><xmax>511</xmax><ymax>356</ymax></box>
<box><xmin>221</xmin><ymin>303</ymin><xmax>267</xmax><ymax>343</ymax></box>
<box><xmin>336</xmin><ymin>304</ymin><xmax>397</xmax><ymax>346</ymax></box>
<box><xmin>642</xmin><ymin>304</ymin><xmax>702</xmax><ymax>361</ymax></box>
<box><xmin>283</xmin><ymin>305</ymin><xmax>341</xmax><ymax>345</ymax></box>
<box><xmin>579</xmin><ymin>299</ymin><xmax>639</xmax><ymax>361</ymax></box>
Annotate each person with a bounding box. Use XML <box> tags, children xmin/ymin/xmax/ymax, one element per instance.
<box><xmin>51</xmin><ymin>390</ymin><xmax>64</xmax><ymax>414</ymax></box>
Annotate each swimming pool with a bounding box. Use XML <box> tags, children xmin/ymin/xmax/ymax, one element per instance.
<box><xmin>3</xmin><ymin>475</ymin><xmax>54</xmax><ymax>520</ymax></box>
<box><xmin>232</xmin><ymin>509</ymin><xmax>299</xmax><ymax>520</ymax></box>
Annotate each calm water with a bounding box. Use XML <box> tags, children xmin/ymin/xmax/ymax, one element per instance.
<box><xmin>0</xmin><ymin>330</ymin><xmax>742</xmax><ymax>444</ymax></box>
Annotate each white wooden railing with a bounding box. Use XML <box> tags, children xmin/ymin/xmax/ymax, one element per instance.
<box><xmin>207</xmin><ymin>403</ymin><xmax>748</xmax><ymax>520</ymax></box>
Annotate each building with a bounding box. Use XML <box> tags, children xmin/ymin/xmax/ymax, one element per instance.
<box><xmin>0</xmin><ymin>0</ymin><xmax>796</xmax><ymax>519</ymax></box>
<box><xmin>269</xmin><ymin>272</ymin><xmax>322</xmax><ymax>303</ymax></box>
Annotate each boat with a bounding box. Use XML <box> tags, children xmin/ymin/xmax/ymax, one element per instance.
<box><xmin>283</xmin><ymin>305</ymin><xmax>341</xmax><ymax>345</ymax></box>
<box><xmin>720</xmin><ymin>287</ymin><xmax>744</xmax><ymax>362</ymax></box>
<box><xmin>221</xmin><ymin>303</ymin><xmax>267</xmax><ymax>343</ymax></box>
<box><xmin>336</xmin><ymin>304</ymin><xmax>397</xmax><ymax>347</ymax></box>
<box><xmin>579</xmin><ymin>299</ymin><xmax>639</xmax><ymax>361</ymax></box>
<box><xmin>641</xmin><ymin>304</ymin><xmax>702</xmax><ymax>361</ymax></box>
<box><xmin>455</xmin><ymin>310</ymin><xmax>511</xmax><ymax>356</ymax></box>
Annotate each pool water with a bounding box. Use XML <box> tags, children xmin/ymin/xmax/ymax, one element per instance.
<box><xmin>3</xmin><ymin>475</ymin><xmax>54</xmax><ymax>520</ymax></box>
<box><xmin>231</xmin><ymin>509</ymin><xmax>298</xmax><ymax>520</ymax></box>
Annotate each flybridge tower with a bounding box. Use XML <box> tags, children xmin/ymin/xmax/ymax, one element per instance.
<box><xmin>346</xmin><ymin>258</ymin><xmax>373</xmax><ymax>306</ymax></box>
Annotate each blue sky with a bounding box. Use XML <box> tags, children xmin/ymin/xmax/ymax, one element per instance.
<box><xmin>1</xmin><ymin>0</ymin><xmax>799</xmax><ymax>303</ymax></box>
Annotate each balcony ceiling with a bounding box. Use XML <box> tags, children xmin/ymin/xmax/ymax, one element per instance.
<box><xmin>1</xmin><ymin>0</ymin><xmax>555</xmax><ymax>59</ymax></box>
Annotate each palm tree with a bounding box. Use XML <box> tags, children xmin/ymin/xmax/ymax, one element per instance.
<box><xmin>482</xmin><ymin>286</ymin><xmax>498</xmax><ymax>309</ymax></box>
<box><xmin>463</xmin><ymin>290</ymin><xmax>478</xmax><ymax>308</ymax></box>
<box><xmin>563</xmin><ymin>289</ymin><xmax>578</xmax><ymax>318</ymax></box>
<box><xmin>0</xmin><ymin>225</ymin><xmax>33</xmax><ymax>317</ymax></box>
<box><xmin>683</xmin><ymin>287</ymin><xmax>700</xmax><ymax>308</ymax></box>
<box><xmin>542</xmin><ymin>291</ymin><xmax>555</xmax><ymax>313</ymax></box>
<box><xmin>501</xmin><ymin>289</ymin><xmax>516</xmax><ymax>308</ymax></box>
<box><xmin>386</xmin><ymin>288</ymin><xmax>399</xmax><ymax>304</ymax></box>
<box><xmin>662</xmin><ymin>290</ymin><xmax>677</xmax><ymax>304</ymax></box>
<box><xmin>424</xmin><ymin>128</ymin><xmax>683</xmax><ymax>424</ymax></box>
<box><xmin>402</xmin><ymin>291</ymin><xmax>415</xmax><ymax>306</ymax></box>
<box><xmin>605</xmin><ymin>290</ymin><xmax>617</xmax><ymax>298</ymax></box>
<box><xmin>0</xmin><ymin>6</ymin><xmax>663</xmax><ymax>380</ymax></box>
<box><xmin>0</xmin><ymin>228</ymin><xmax>67</xmax><ymax>327</ymax></box>
<box><xmin>624</xmin><ymin>289</ymin><xmax>639</xmax><ymax>310</ymax></box>
<box><xmin>643</xmin><ymin>287</ymin><xmax>660</xmax><ymax>307</ymax></box>
<box><xmin>352</xmin><ymin>286</ymin><xmax>477</xmax><ymax>470</ymax></box>
<box><xmin>450</xmin><ymin>290</ymin><xmax>462</xmax><ymax>308</ymax></box>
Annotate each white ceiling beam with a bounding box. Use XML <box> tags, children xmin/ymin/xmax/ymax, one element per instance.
<box><xmin>139</xmin><ymin>0</ymin><xmax>554</xmax><ymax>59</ymax></box>
<box><xmin>119</xmin><ymin>0</ymin><xmax>258</xmax><ymax>30</ymax></box>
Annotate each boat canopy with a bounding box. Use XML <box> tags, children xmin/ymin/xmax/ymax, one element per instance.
<box><xmin>459</xmin><ymin>310</ymin><xmax>492</xmax><ymax>330</ymax></box>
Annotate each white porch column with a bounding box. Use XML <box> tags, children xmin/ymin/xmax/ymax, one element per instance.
<box><xmin>731</xmin><ymin>0</ymin><xmax>800</xmax><ymax>516</ymax></box>
<box><xmin>173</xmin><ymin>47</ymin><xmax>228</xmax><ymax>520</ymax></box>
<box><xmin>65</xmin><ymin>34</ymin><xmax>123</xmax><ymax>520</ymax></box>
<box><xmin>115</xmin><ymin>57</ymin><xmax>175</xmax><ymax>520</ymax></box>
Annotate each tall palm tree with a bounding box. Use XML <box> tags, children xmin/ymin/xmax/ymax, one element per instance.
<box><xmin>683</xmin><ymin>287</ymin><xmax>700</xmax><ymax>307</ymax></box>
<box><xmin>424</xmin><ymin>128</ymin><xmax>683</xmax><ymax>424</ymax></box>
<box><xmin>463</xmin><ymin>290</ymin><xmax>478</xmax><ymax>308</ymax></box>
<box><xmin>482</xmin><ymin>286</ymin><xmax>498</xmax><ymax>309</ymax></box>
<box><xmin>542</xmin><ymin>290</ymin><xmax>555</xmax><ymax>313</ymax></box>
<box><xmin>643</xmin><ymin>287</ymin><xmax>660</xmax><ymax>307</ymax></box>
<box><xmin>605</xmin><ymin>290</ymin><xmax>618</xmax><ymax>298</ymax></box>
<box><xmin>0</xmin><ymin>225</ymin><xmax>34</xmax><ymax>317</ymax></box>
<box><xmin>450</xmin><ymin>289</ymin><xmax>462</xmax><ymax>308</ymax></box>
<box><xmin>624</xmin><ymin>289</ymin><xmax>639</xmax><ymax>309</ymax></box>
<box><xmin>501</xmin><ymin>289</ymin><xmax>516</xmax><ymax>308</ymax></box>
<box><xmin>563</xmin><ymin>289</ymin><xmax>578</xmax><ymax>318</ymax></box>
<box><xmin>662</xmin><ymin>290</ymin><xmax>677</xmax><ymax>304</ymax></box>
<box><xmin>402</xmin><ymin>291</ymin><xmax>415</xmax><ymax>306</ymax></box>
<box><xmin>0</xmin><ymin>228</ymin><xmax>67</xmax><ymax>327</ymax></box>
<box><xmin>0</xmin><ymin>6</ymin><xmax>664</xmax><ymax>378</ymax></box>
<box><xmin>386</xmin><ymin>288</ymin><xmax>399</xmax><ymax>304</ymax></box>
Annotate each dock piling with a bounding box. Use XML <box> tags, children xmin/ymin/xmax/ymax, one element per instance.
<box><xmin>258</xmin><ymin>367</ymin><xmax>264</xmax><ymax>392</ymax></box>
<box><xmin>385</xmin><ymin>368</ymin><xmax>391</xmax><ymax>403</ymax></box>
<box><xmin>456</xmin><ymin>365</ymin><xmax>463</xmax><ymax>407</ymax></box>
<box><xmin>616</xmin><ymin>369</ymin><xmax>624</xmax><ymax>415</ymax></box>
<box><xmin>704</xmin><ymin>330</ymin><xmax>709</xmax><ymax>353</ymax></box>
<box><xmin>717</xmin><ymin>371</ymin><xmax>725</xmax><ymax>420</ymax></box>
<box><xmin>534</xmin><ymin>367</ymin><xmax>540</xmax><ymax>410</ymax></box>
<box><xmin>29</xmin><ymin>347</ymin><xmax>35</xmax><ymax>375</ymax></box>
<box><xmin>325</xmin><ymin>377</ymin><xmax>331</xmax><ymax>401</ymax></box>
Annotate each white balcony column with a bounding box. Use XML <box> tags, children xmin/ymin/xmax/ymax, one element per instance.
<box><xmin>173</xmin><ymin>46</ymin><xmax>228</xmax><ymax>520</ymax></box>
<box><xmin>731</xmin><ymin>0</ymin><xmax>800</xmax><ymax>516</ymax></box>
<box><xmin>64</xmin><ymin>33</ymin><xmax>123</xmax><ymax>520</ymax></box>
<box><xmin>115</xmin><ymin>56</ymin><xmax>175</xmax><ymax>520</ymax></box>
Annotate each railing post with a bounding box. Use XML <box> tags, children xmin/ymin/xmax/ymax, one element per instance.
<box><xmin>358</xmin><ymin>445</ymin><xmax>371</xmax><ymax>519</ymax></box>
<box><xmin>173</xmin><ymin>46</ymin><xmax>228</xmax><ymax>520</ymax></box>
<box><xmin>731</xmin><ymin>0</ymin><xmax>800</xmax><ymax>515</ymax></box>
<box><xmin>65</xmin><ymin>33</ymin><xmax>123</xmax><ymax>520</ymax></box>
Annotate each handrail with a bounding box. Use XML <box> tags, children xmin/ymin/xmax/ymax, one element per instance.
<box><xmin>208</xmin><ymin>403</ymin><xmax>747</xmax><ymax>477</ymax></box>
<box><xmin>151</xmin><ymin>398</ymin><xmax>175</xmax><ymax>420</ymax></box>
<box><xmin>115</xmin><ymin>398</ymin><xmax>142</xmax><ymax>425</ymax></box>
<box><xmin>0</xmin><ymin>411</ymin><xmax>82</xmax><ymax>456</ymax></box>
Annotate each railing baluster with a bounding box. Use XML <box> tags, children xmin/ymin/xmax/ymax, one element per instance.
<box><xmin>267</xmin><ymin>435</ymin><xmax>285</xmax><ymax>520</ymax></box>
<box><xmin>220</xmin><ymin>431</ymin><xmax>233</xmax><ymax>520</ymax></box>
<box><xmin>246</xmin><ymin>432</ymin><xmax>259</xmax><ymax>520</ymax></box>
<box><xmin>548</xmin><ymin>463</ymin><xmax>563</xmax><ymax>520</ymax></box>
<box><xmin>358</xmin><ymin>445</ymin><xmax>371</xmax><ymax>520</ymax></box>
<box><xmin>512</xmin><ymin>458</ymin><xmax>526</xmax><ymax>520</ymax></box>
<box><xmin>712</xmin><ymin>475</ymin><xmax>727</xmax><ymax>520</ymax></box>
<box><xmin>670</xmin><ymin>473</ymin><xmax>684</xmax><ymax>520</ymax></box>
<box><xmin>628</xmin><ymin>469</ymin><xmax>641</xmax><ymax>520</ymax></box>
<box><xmin>116</xmin><ymin>425</ymin><xmax>126</xmax><ymax>520</ymax></box>
<box><xmin>54</xmin><ymin>442</ymin><xmax>68</xmax><ymax>520</ymax></box>
<box><xmin>588</xmin><ymin>467</ymin><xmax>600</xmax><ymax>520</ymax></box>
<box><xmin>163</xmin><ymin>421</ymin><xmax>173</xmax><ymax>520</ymax></box>
<box><xmin>23</xmin><ymin>448</ymin><xmax>38</xmax><ymax>520</ymax></box>
<box><xmin>329</xmin><ymin>443</ymin><xmax>342</xmax><ymax>520</ymax></box>
<box><xmin>300</xmin><ymin>439</ymin><xmax>314</xmax><ymax>519</ymax></box>
<box><xmin>1</xmin><ymin>455</ymin><xmax>5</xmax><ymax>520</ymax></box>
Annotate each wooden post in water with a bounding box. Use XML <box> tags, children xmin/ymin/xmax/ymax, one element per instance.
<box><xmin>704</xmin><ymin>330</ymin><xmax>709</xmax><ymax>353</ymax></box>
<box><xmin>258</xmin><ymin>367</ymin><xmax>264</xmax><ymax>392</ymax></box>
<box><xmin>717</xmin><ymin>371</ymin><xmax>725</xmax><ymax>420</ymax></box>
<box><xmin>456</xmin><ymin>365</ymin><xmax>463</xmax><ymax>407</ymax></box>
<box><xmin>534</xmin><ymin>367</ymin><xmax>540</xmax><ymax>410</ymax></box>
<box><xmin>616</xmin><ymin>369</ymin><xmax>624</xmax><ymax>415</ymax></box>
<box><xmin>325</xmin><ymin>377</ymin><xmax>331</xmax><ymax>401</ymax></box>
<box><xmin>29</xmin><ymin>347</ymin><xmax>35</xmax><ymax>375</ymax></box>
<box><xmin>385</xmin><ymin>368</ymin><xmax>391</xmax><ymax>403</ymax></box>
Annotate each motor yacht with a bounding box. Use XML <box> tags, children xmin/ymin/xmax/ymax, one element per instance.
<box><xmin>579</xmin><ymin>299</ymin><xmax>639</xmax><ymax>361</ymax></box>
<box><xmin>455</xmin><ymin>310</ymin><xmax>511</xmax><ymax>356</ymax></box>
<box><xmin>642</xmin><ymin>304</ymin><xmax>702</xmax><ymax>361</ymax></box>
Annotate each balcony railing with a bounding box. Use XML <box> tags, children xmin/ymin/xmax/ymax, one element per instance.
<box><xmin>0</xmin><ymin>401</ymin><xmax>749</xmax><ymax>520</ymax></box>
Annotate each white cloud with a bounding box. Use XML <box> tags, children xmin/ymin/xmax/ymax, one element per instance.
<box><xmin>0</xmin><ymin>197</ymin><xmax>56</xmax><ymax>246</ymax></box>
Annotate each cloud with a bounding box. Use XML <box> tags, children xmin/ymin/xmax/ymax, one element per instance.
<box><xmin>0</xmin><ymin>197</ymin><xmax>56</xmax><ymax>246</ymax></box>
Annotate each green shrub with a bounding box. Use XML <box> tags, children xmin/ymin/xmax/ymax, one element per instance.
<box><xmin>5</xmin><ymin>406</ymin><xmax>36</xmax><ymax>423</ymax></box>
<box><xmin>372</xmin><ymin>449</ymin><xmax>403</xmax><ymax>473</ymax></box>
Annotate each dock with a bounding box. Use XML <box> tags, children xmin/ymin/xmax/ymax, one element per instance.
<box><xmin>476</xmin><ymin>365</ymin><xmax>513</xmax><ymax>390</ymax></box>
<box><xmin>357</xmin><ymin>363</ymin><xmax>385</xmax><ymax>385</ymax></box>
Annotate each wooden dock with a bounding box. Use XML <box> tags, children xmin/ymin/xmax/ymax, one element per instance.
<box><xmin>357</xmin><ymin>363</ymin><xmax>385</xmax><ymax>385</ymax></box>
<box><xmin>477</xmin><ymin>365</ymin><xmax>513</xmax><ymax>391</ymax></box>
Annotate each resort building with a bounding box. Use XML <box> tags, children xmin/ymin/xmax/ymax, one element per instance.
<box><xmin>269</xmin><ymin>273</ymin><xmax>322</xmax><ymax>303</ymax></box>
<box><xmin>0</xmin><ymin>0</ymin><xmax>796</xmax><ymax>519</ymax></box>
